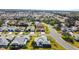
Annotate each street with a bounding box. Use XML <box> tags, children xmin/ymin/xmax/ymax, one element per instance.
<box><xmin>48</xmin><ymin>25</ymin><xmax>79</xmax><ymax>50</ymax></box>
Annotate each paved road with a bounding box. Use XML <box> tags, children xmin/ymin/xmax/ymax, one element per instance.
<box><xmin>48</xmin><ymin>25</ymin><xmax>79</xmax><ymax>50</ymax></box>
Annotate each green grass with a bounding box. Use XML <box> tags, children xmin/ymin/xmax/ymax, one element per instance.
<box><xmin>14</xmin><ymin>32</ymin><xmax>19</xmax><ymax>35</ymax></box>
<box><xmin>68</xmin><ymin>40</ymin><xmax>79</xmax><ymax>48</ymax></box>
<box><xmin>23</xmin><ymin>32</ymin><xmax>29</xmax><ymax>35</ymax></box>
<box><xmin>42</xmin><ymin>23</ymin><xmax>50</xmax><ymax>34</ymax></box>
<box><xmin>73</xmin><ymin>41</ymin><xmax>79</xmax><ymax>48</ymax></box>
<box><xmin>25</xmin><ymin>35</ymin><xmax>37</xmax><ymax>50</ymax></box>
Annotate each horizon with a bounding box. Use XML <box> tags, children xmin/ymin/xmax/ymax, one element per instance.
<box><xmin>0</xmin><ymin>9</ymin><xmax>79</xmax><ymax>11</ymax></box>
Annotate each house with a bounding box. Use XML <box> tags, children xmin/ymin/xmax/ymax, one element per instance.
<box><xmin>75</xmin><ymin>21</ymin><xmax>79</xmax><ymax>31</ymax></box>
<box><xmin>26</xmin><ymin>26</ymin><xmax>35</xmax><ymax>32</ymax></box>
<box><xmin>7</xmin><ymin>20</ymin><xmax>17</xmax><ymax>26</ymax></box>
<box><xmin>3</xmin><ymin>20</ymin><xmax>9</xmax><ymax>26</ymax></box>
<box><xmin>61</xmin><ymin>23</ymin><xmax>65</xmax><ymax>27</ymax></box>
<box><xmin>35</xmin><ymin>21</ymin><xmax>40</xmax><ymax>25</ymax></box>
<box><xmin>75</xmin><ymin>20</ymin><xmax>79</xmax><ymax>27</ymax></box>
<box><xmin>74</xmin><ymin>34</ymin><xmax>79</xmax><ymax>41</ymax></box>
<box><xmin>40</xmin><ymin>32</ymin><xmax>45</xmax><ymax>35</ymax></box>
<box><xmin>66</xmin><ymin>28</ymin><xmax>73</xmax><ymax>32</ymax></box>
<box><xmin>29</xmin><ymin>32</ymin><xmax>35</xmax><ymax>36</ymax></box>
<box><xmin>0</xmin><ymin>37</ymin><xmax>9</xmax><ymax>48</ymax></box>
<box><xmin>6</xmin><ymin>33</ymin><xmax>15</xmax><ymax>42</ymax></box>
<box><xmin>10</xmin><ymin>35</ymin><xmax>30</xmax><ymax>49</ymax></box>
<box><xmin>0</xmin><ymin>27</ymin><xmax>3</xmax><ymax>32</ymax></box>
<box><xmin>61</xmin><ymin>26</ymin><xmax>78</xmax><ymax>32</ymax></box>
<box><xmin>15</xmin><ymin>27</ymin><xmax>25</xmax><ymax>32</ymax></box>
<box><xmin>18</xmin><ymin>27</ymin><xmax>25</xmax><ymax>32</ymax></box>
<box><xmin>65</xmin><ymin>16</ymin><xmax>76</xmax><ymax>27</ymax></box>
<box><xmin>33</xmin><ymin>36</ymin><xmax>51</xmax><ymax>48</ymax></box>
<box><xmin>18</xmin><ymin>21</ymin><xmax>28</xmax><ymax>27</ymax></box>
<box><xmin>61</xmin><ymin>26</ymin><xmax>67</xmax><ymax>32</ymax></box>
<box><xmin>0</xmin><ymin>26</ymin><xmax>17</xmax><ymax>32</ymax></box>
<box><xmin>1</xmin><ymin>26</ymin><xmax>8</xmax><ymax>31</ymax></box>
<box><xmin>71</xmin><ymin>26</ymin><xmax>77</xmax><ymax>31</ymax></box>
<box><xmin>15</xmin><ymin>28</ymin><xmax>21</xmax><ymax>32</ymax></box>
<box><xmin>68</xmin><ymin>32</ymin><xmax>74</xmax><ymax>36</ymax></box>
<box><xmin>35</xmin><ymin>23</ymin><xmax>45</xmax><ymax>32</ymax></box>
<box><xmin>7</xmin><ymin>26</ymin><xmax>17</xmax><ymax>32</ymax></box>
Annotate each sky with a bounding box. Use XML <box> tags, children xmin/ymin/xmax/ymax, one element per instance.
<box><xmin>0</xmin><ymin>0</ymin><xmax>79</xmax><ymax>10</ymax></box>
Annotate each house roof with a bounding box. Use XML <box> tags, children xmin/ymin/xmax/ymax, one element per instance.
<box><xmin>11</xmin><ymin>35</ymin><xmax>30</xmax><ymax>45</ymax></box>
<box><xmin>35</xmin><ymin>36</ymin><xmax>50</xmax><ymax>45</ymax></box>
<box><xmin>8</xmin><ymin>26</ymin><xmax>17</xmax><ymax>30</ymax></box>
<box><xmin>75</xmin><ymin>21</ymin><xmax>79</xmax><ymax>26</ymax></box>
<box><xmin>0</xmin><ymin>38</ymin><xmax>9</xmax><ymax>45</ymax></box>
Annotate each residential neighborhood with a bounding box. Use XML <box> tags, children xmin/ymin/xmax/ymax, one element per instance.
<box><xmin>0</xmin><ymin>9</ymin><xmax>79</xmax><ymax>50</ymax></box>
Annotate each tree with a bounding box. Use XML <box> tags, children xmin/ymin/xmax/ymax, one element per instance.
<box><xmin>62</xmin><ymin>33</ymin><xmax>74</xmax><ymax>44</ymax></box>
<box><xmin>0</xmin><ymin>20</ymin><xmax>3</xmax><ymax>27</ymax></box>
<box><xmin>50</xmin><ymin>19</ymin><xmax>56</xmax><ymax>26</ymax></box>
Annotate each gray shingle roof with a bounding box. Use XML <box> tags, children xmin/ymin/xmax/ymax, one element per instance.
<box><xmin>11</xmin><ymin>35</ymin><xmax>30</xmax><ymax>45</ymax></box>
<box><xmin>0</xmin><ymin>38</ymin><xmax>9</xmax><ymax>45</ymax></box>
<box><xmin>35</xmin><ymin>36</ymin><xmax>50</xmax><ymax>46</ymax></box>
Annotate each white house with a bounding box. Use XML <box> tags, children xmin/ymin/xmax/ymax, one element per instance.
<box><xmin>0</xmin><ymin>37</ymin><xmax>9</xmax><ymax>48</ymax></box>
<box><xmin>34</xmin><ymin>35</ymin><xmax>51</xmax><ymax>48</ymax></box>
<box><xmin>11</xmin><ymin>35</ymin><xmax>30</xmax><ymax>45</ymax></box>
